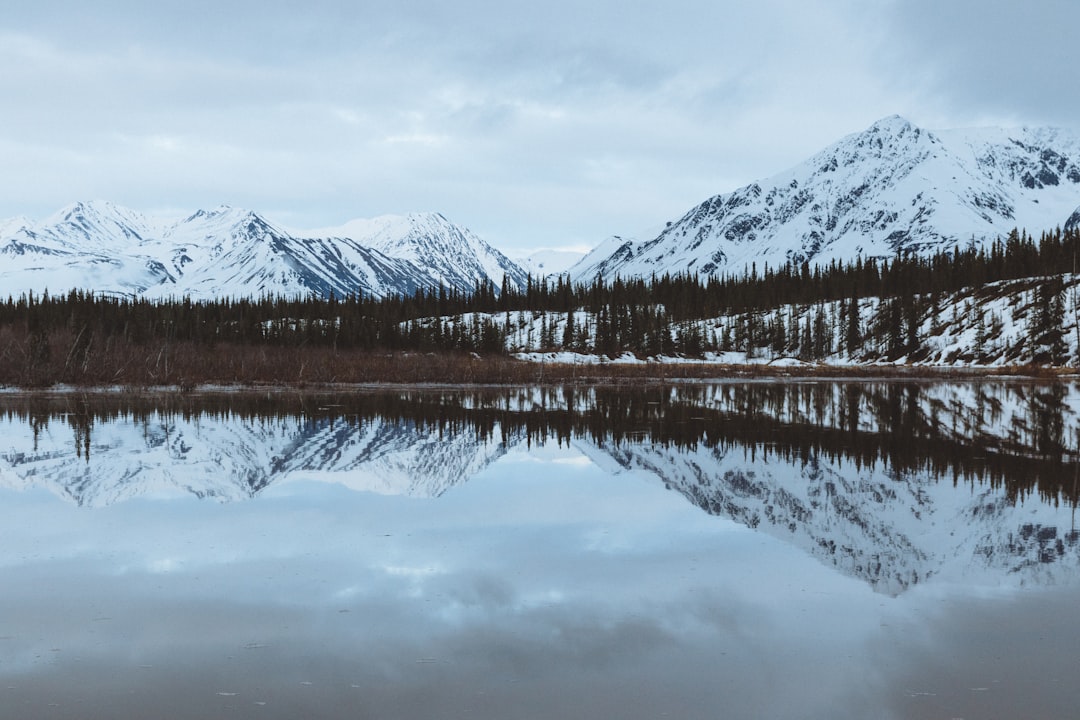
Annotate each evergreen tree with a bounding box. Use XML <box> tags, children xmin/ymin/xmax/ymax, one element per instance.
<box><xmin>1029</xmin><ymin>275</ymin><xmax>1067</xmax><ymax>364</ymax></box>
<box><xmin>845</xmin><ymin>291</ymin><xmax>861</xmax><ymax>359</ymax></box>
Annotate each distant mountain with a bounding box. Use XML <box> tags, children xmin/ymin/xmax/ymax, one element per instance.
<box><xmin>0</xmin><ymin>201</ymin><xmax>527</xmax><ymax>300</ymax></box>
<box><xmin>0</xmin><ymin>201</ymin><xmax>175</xmax><ymax>296</ymax></box>
<box><xmin>301</xmin><ymin>212</ymin><xmax>528</xmax><ymax>294</ymax></box>
<box><xmin>571</xmin><ymin>115</ymin><xmax>1080</xmax><ymax>282</ymax></box>
<box><xmin>513</xmin><ymin>248</ymin><xmax>588</xmax><ymax>278</ymax></box>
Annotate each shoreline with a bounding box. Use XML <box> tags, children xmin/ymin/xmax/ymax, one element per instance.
<box><xmin>3</xmin><ymin>354</ymin><xmax>1077</xmax><ymax>393</ymax></box>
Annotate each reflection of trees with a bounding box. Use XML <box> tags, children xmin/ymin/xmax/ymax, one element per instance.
<box><xmin>68</xmin><ymin>397</ymin><xmax>93</xmax><ymax>461</ymax></box>
<box><xmin>2</xmin><ymin>381</ymin><xmax>1079</xmax><ymax>506</ymax></box>
<box><xmin>1030</xmin><ymin>383</ymin><xmax>1066</xmax><ymax>455</ymax></box>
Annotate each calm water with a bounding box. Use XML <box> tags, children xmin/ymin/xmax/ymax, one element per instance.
<box><xmin>2</xmin><ymin>381</ymin><xmax>1080</xmax><ymax>719</ymax></box>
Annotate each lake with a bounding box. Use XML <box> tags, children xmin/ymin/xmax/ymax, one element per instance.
<box><xmin>2</xmin><ymin>381</ymin><xmax>1080</xmax><ymax>719</ymax></box>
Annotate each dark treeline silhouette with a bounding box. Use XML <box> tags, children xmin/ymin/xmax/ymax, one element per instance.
<box><xmin>1</xmin><ymin>226</ymin><xmax>1079</xmax><ymax>379</ymax></box>
<box><xmin>5</xmin><ymin>381</ymin><xmax>1079</xmax><ymax>507</ymax></box>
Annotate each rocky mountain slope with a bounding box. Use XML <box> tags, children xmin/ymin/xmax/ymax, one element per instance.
<box><xmin>571</xmin><ymin>116</ymin><xmax>1080</xmax><ymax>282</ymax></box>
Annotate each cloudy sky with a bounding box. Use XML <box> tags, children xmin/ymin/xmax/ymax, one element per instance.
<box><xmin>2</xmin><ymin>0</ymin><xmax>1077</xmax><ymax>255</ymax></box>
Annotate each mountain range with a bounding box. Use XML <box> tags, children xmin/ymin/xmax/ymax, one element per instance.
<box><xmin>2</xmin><ymin>116</ymin><xmax>1078</xmax><ymax>299</ymax></box>
<box><xmin>569</xmin><ymin>115</ymin><xmax>1080</xmax><ymax>282</ymax></box>
<box><xmin>0</xmin><ymin>201</ymin><xmax>527</xmax><ymax>300</ymax></box>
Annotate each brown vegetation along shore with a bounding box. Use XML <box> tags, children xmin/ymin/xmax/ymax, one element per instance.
<box><xmin>0</xmin><ymin>329</ymin><xmax>1075</xmax><ymax>389</ymax></box>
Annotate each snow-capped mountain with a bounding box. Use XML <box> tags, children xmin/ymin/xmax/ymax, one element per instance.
<box><xmin>0</xmin><ymin>201</ymin><xmax>176</xmax><ymax>296</ymax></box>
<box><xmin>302</xmin><ymin>213</ymin><xmax>529</xmax><ymax>293</ymax></box>
<box><xmin>571</xmin><ymin>115</ymin><xmax>1080</xmax><ymax>282</ymax></box>
<box><xmin>141</xmin><ymin>205</ymin><xmax>439</xmax><ymax>300</ymax></box>
<box><xmin>0</xmin><ymin>201</ymin><xmax>527</xmax><ymax>300</ymax></box>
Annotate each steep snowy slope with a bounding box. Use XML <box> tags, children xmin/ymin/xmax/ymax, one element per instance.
<box><xmin>0</xmin><ymin>201</ymin><xmax>175</xmax><ymax>296</ymax></box>
<box><xmin>140</xmin><ymin>206</ymin><xmax>438</xmax><ymax>300</ymax></box>
<box><xmin>302</xmin><ymin>212</ymin><xmax>528</xmax><ymax>294</ymax></box>
<box><xmin>1066</xmin><ymin>204</ymin><xmax>1080</xmax><ymax>232</ymax></box>
<box><xmin>571</xmin><ymin>116</ymin><xmax>1080</xmax><ymax>282</ymax></box>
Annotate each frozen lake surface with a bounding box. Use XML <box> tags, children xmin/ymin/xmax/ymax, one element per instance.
<box><xmin>2</xmin><ymin>381</ymin><xmax>1080</xmax><ymax>719</ymax></box>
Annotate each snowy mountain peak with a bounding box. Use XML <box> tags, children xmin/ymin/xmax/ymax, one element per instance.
<box><xmin>861</xmin><ymin>114</ymin><xmax>926</xmax><ymax>141</ymax></box>
<box><xmin>304</xmin><ymin>211</ymin><xmax>528</xmax><ymax>294</ymax></box>
<box><xmin>0</xmin><ymin>214</ymin><xmax>32</xmax><ymax>237</ymax></box>
<box><xmin>170</xmin><ymin>205</ymin><xmax>278</xmax><ymax>240</ymax></box>
<box><xmin>181</xmin><ymin>205</ymin><xmax>244</xmax><ymax>224</ymax></box>
<box><xmin>569</xmin><ymin>235</ymin><xmax>641</xmax><ymax>282</ymax></box>
<box><xmin>571</xmin><ymin>117</ymin><xmax>1080</xmax><ymax>282</ymax></box>
<box><xmin>869</xmin><ymin>113</ymin><xmax>914</xmax><ymax>131</ymax></box>
<box><xmin>841</xmin><ymin>114</ymin><xmax>936</xmax><ymax>160</ymax></box>
<box><xmin>43</xmin><ymin>199</ymin><xmax>157</xmax><ymax>250</ymax></box>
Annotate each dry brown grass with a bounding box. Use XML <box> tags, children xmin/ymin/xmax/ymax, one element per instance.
<box><xmin>1</xmin><ymin>328</ymin><xmax>1076</xmax><ymax>389</ymax></box>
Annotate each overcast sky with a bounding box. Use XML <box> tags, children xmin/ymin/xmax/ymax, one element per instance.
<box><xmin>2</xmin><ymin>0</ymin><xmax>1077</xmax><ymax>255</ymax></box>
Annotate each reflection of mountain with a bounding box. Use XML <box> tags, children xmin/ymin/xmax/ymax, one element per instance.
<box><xmin>270</xmin><ymin>417</ymin><xmax>515</xmax><ymax>497</ymax></box>
<box><xmin>2</xmin><ymin>382</ymin><xmax>1079</xmax><ymax>593</ymax></box>
<box><xmin>0</xmin><ymin>414</ymin><xmax>510</xmax><ymax>506</ymax></box>
<box><xmin>582</xmin><ymin>439</ymin><xmax>1080</xmax><ymax>595</ymax></box>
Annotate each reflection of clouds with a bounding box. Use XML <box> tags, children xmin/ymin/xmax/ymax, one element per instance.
<box><xmin>0</xmin><ymin>506</ymin><xmax>1037</xmax><ymax>720</ymax></box>
<box><xmin>551</xmin><ymin>455</ymin><xmax>593</xmax><ymax>467</ymax></box>
<box><xmin>381</xmin><ymin>564</ymin><xmax>443</xmax><ymax>578</ymax></box>
<box><xmin>864</xmin><ymin>586</ymin><xmax>1080</xmax><ymax>720</ymax></box>
<box><xmin>145</xmin><ymin>557</ymin><xmax>184</xmax><ymax>574</ymax></box>
<box><xmin>4</xmin><ymin>428</ymin><xmax>1080</xmax><ymax>717</ymax></box>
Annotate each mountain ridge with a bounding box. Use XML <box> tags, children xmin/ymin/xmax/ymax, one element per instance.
<box><xmin>5</xmin><ymin>116</ymin><xmax>1080</xmax><ymax>297</ymax></box>
<box><xmin>299</xmin><ymin>211</ymin><xmax>529</xmax><ymax>294</ymax></box>
<box><xmin>570</xmin><ymin>115</ymin><xmax>1080</xmax><ymax>282</ymax></box>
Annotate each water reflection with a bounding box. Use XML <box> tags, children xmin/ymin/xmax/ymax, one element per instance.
<box><xmin>3</xmin><ymin>382</ymin><xmax>1080</xmax><ymax>719</ymax></box>
<box><xmin>6</xmin><ymin>382</ymin><xmax>1080</xmax><ymax>496</ymax></box>
<box><xmin>2</xmin><ymin>381</ymin><xmax>1080</xmax><ymax>595</ymax></box>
